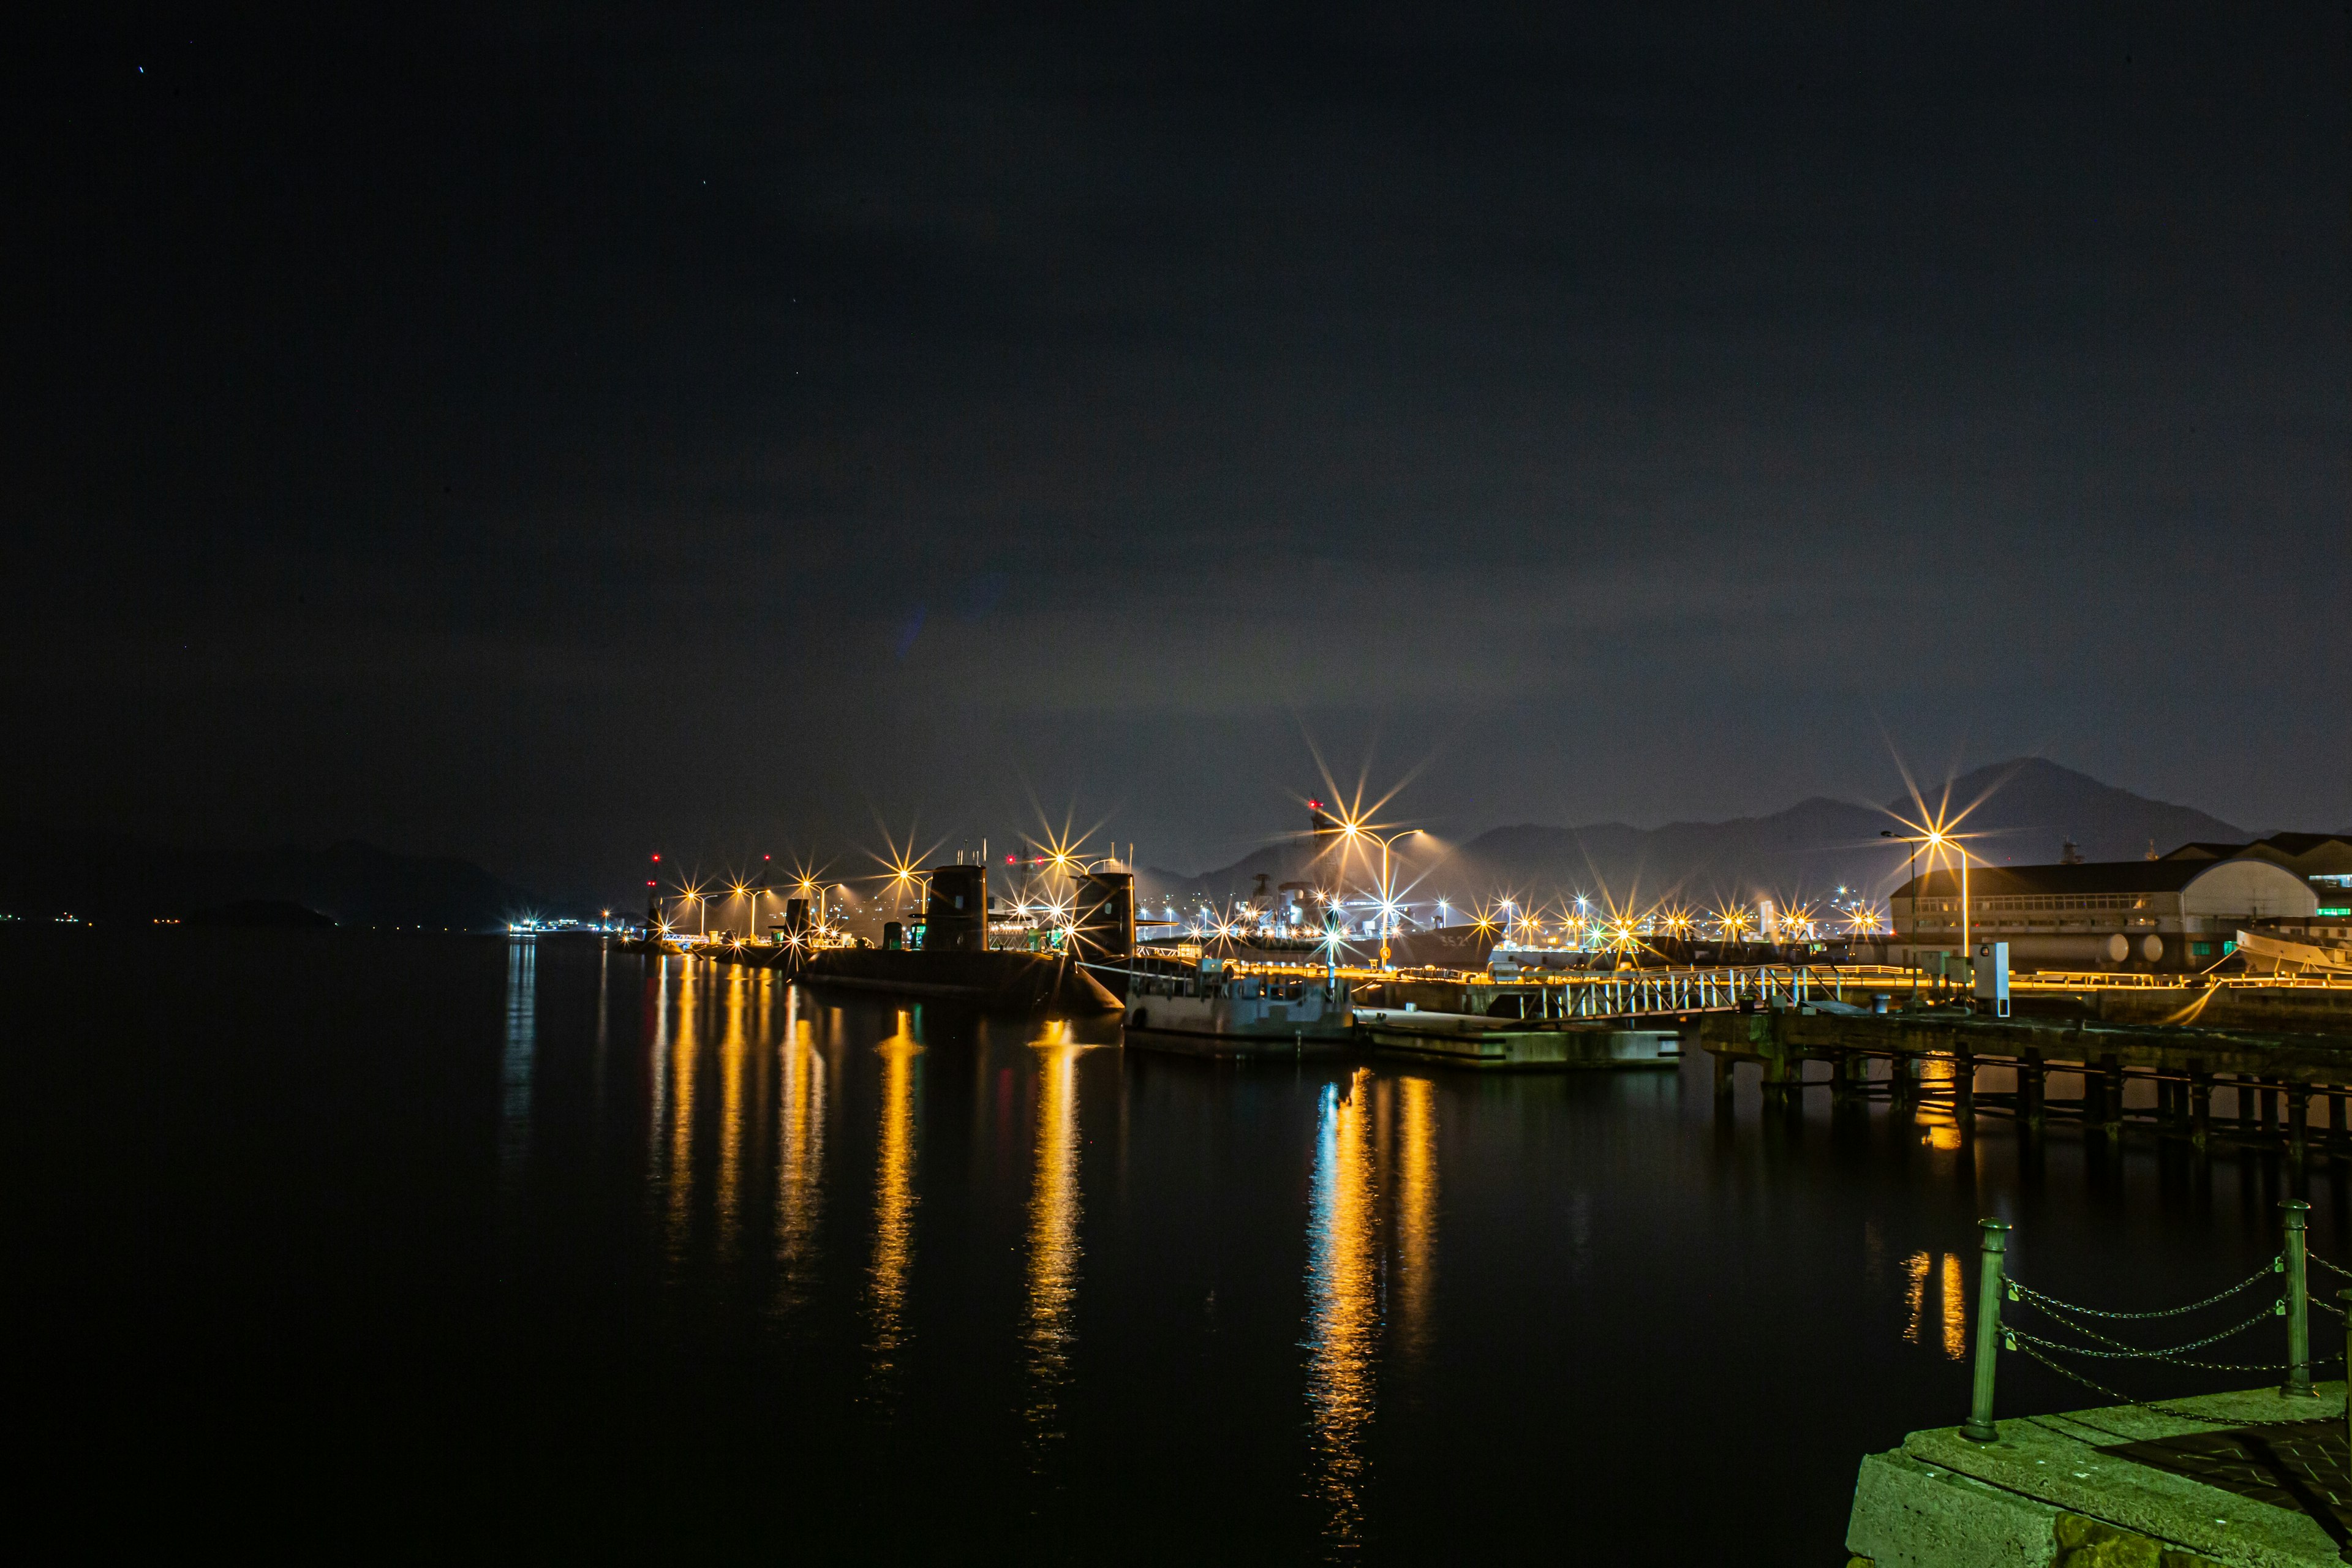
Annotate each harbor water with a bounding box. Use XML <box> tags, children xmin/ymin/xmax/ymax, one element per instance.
<box><xmin>10</xmin><ymin>927</ymin><xmax>2348</xmax><ymax>1561</ymax></box>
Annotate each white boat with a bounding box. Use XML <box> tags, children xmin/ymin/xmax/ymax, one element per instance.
<box><xmin>1106</xmin><ymin>952</ymin><xmax>1356</xmax><ymax>1055</ymax></box>
<box><xmin>2234</xmin><ymin>928</ymin><xmax>2352</xmax><ymax>976</ymax></box>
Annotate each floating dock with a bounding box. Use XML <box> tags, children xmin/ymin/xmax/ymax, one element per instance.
<box><xmin>1351</xmin><ymin>1006</ymin><xmax>1680</xmax><ymax>1069</ymax></box>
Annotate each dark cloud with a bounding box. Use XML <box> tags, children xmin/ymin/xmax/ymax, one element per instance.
<box><xmin>6</xmin><ymin>4</ymin><xmax>2346</xmax><ymax>895</ymax></box>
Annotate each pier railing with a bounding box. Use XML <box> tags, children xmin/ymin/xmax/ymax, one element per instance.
<box><xmin>1956</xmin><ymin>1202</ymin><xmax>2352</xmax><ymax>1442</ymax></box>
<box><xmin>1544</xmin><ymin>966</ymin><xmax>1815</xmax><ymax>1019</ymax></box>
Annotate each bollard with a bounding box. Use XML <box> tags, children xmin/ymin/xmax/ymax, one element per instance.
<box><xmin>2282</xmin><ymin>1201</ymin><xmax>2312</xmax><ymax>1396</ymax></box>
<box><xmin>1962</xmin><ymin>1218</ymin><xmax>2012</xmax><ymax>1442</ymax></box>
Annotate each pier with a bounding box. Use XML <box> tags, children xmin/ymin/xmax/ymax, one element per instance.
<box><xmin>1847</xmin><ymin>1207</ymin><xmax>2352</xmax><ymax>1566</ymax></box>
<box><xmin>1849</xmin><ymin>1382</ymin><xmax>2350</xmax><ymax>1566</ymax></box>
<box><xmin>1702</xmin><ymin>996</ymin><xmax>2352</xmax><ymax>1154</ymax></box>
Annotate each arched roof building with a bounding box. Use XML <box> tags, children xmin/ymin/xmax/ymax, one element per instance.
<box><xmin>1891</xmin><ymin>857</ymin><xmax>2316</xmax><ymax>974</ymax></box>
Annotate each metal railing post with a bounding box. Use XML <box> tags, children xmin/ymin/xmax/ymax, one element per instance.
<box><xmin>1962</xmin><ymin>1218</ymin><xmax>2012</xmax><ymax>1442</ymax></box>
<box><xmin>2282</xmin><ymin>1200</ymin><xmax>2312</xmax><ymax>1397</ymax></box>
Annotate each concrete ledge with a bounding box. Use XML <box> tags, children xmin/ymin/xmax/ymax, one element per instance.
<box><xmin>1848</xmin><ymin>1384</ymin><xmax>2344</xmax><ymax>1567</ymax></box>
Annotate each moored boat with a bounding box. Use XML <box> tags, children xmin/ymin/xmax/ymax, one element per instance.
<box><xmin>1106</xmin><ymin>951</ymin><xmax>1357</xmax><ymax>1057</ymax></box>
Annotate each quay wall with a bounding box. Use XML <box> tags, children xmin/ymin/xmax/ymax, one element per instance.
<box><xmin>1847</xmin><ymin>1384</ymin><xmax>2341</xmax><ymax>1567</ymax></box>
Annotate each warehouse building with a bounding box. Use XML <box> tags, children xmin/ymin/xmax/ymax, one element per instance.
<box><xmin>2162</xmin><ymin>832</ymin><xmax>2352</xmax><ymax>916</ymax></box>
<box><xmin>1890</xmin><ymin>857</ymin><xmax>2316</xmax><ymax>975</ymax></box>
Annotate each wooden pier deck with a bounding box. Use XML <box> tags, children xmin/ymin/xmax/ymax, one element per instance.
<box><xmin>1703</xmin><ymin>1004</ymin><xmax>2352</xmax><ymax>1153</ymax></box>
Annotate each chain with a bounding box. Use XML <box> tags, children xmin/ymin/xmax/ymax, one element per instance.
<box><xmin>2310</xmin><ymin>1251</ymin><xmax>2352</xmax><ymax>1283</ymax></box>
<box><xmin>2004</xmin><ymin>1300</ymin><xmax>2284</xmax><ymax>1363</ymax></box>
<box><xmin>2007</xmin><ymin>1325</ymin><xmax>2337</xmax><ymax>1375</ymax></box>
<box><xmin>2008</xmin><ymin>1335</ymin><xmax>2346</xmax><ymax>1427</ymax></box>
<box><xmin>2005</xmin><ymin>1262</ymin><xmax>2277</xmax><ymax>1321</ymax></box>
<box><xmin>2316</xmin><ymin>1295</ymin><xmax>2348</xmax><ymax>1319</ymax></box>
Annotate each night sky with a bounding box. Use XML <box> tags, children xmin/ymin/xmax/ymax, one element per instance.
<box><xmin>9</xmin><ymin>5</ymin><xmax>2347</xmax><ymax>898</ymax></box>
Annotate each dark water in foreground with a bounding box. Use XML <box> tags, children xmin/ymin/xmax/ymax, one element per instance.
<box><xmin>11</xmin><ymin>929</ymin><xmax>2350</xmax><ymax>1561</ymax></box>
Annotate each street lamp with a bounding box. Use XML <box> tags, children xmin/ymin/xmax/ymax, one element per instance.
<box><xmin>1884</xmin><ymin>826</ymin><xmax>1970</xmax><ymax>984</ymax></box>
<box><xmin>1337</xmin><ymin>820</ymin><xmax>1420</xmax><ymax>969</ymax></box>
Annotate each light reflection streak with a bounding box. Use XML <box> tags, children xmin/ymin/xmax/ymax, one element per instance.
<box><xmin>592</xmin><ymin>941</ymin><xmax>610</xmax><ymax>1125</ymax></box>
<box><xmin>1305</xmin><ymin>1068</ymin><xmax>1379</xmax><ymax>1553</ymax></box>
<box><xmin>867</xmin><ymin>1009</ymin><xmax>922</xmax><ymax>1389</ymax></box>
<box><xmin>774</xmin><ymin>991</ymin><xmax>826</xmax><ymax>1312</ymax></box>
<box><xmin>716</xmin><ymin>971</ymin><xmax>748</xmax><ymax>1257</ymax></box>
<box><xmin>1902</xmin><ymin>1251</ymin><xmax>1931</xmax><ymax>1345</ymax></box>
<box><xmin>647</xmin><ymin>957</ymin><xmax>669</xmax><ymax>1148</ymax></box>
<box><xmin>666</xmin><ymin>960</ymin><xmax>701</xmax><ymax>1256</ymax></box>
<box><xmin>1941</xmin><ymin>1252</ymin><xmax>1968</xmax><ymax>1360</ymax></box>
<box><xmin>1024</xmin><ymin>1023</ymin><xmax>1085</xmax><ymax>1456</ymax></box>
<box><xmin>500</xmin><ymin>940</ymin><xmax>537</xmax><ymax>1181</ymax></box>
<box><xmin>1395</xmin><ymin>1076</ymin><xmax>1437</xmax><ymax>1361</ymax></box>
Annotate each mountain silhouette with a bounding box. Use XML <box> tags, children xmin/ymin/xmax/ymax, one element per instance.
<box><xmin>1143</xmin><ymin>758</ymin><xmax>2253</xmax><ymax>916</ymax></box>
<box><xmin>1</xmin><ymin>831</ymin><xmax>549</xmax><ymax>931</ymax></box>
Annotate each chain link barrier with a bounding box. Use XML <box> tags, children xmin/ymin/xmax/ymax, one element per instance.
<box><xmin>2002</xmin><ymin>1298</ymin><xmax>2292</xmax><ymax>1370</ymax></box>
<box><xmin>2003</xmin><ymin>1262</ymin><xmax>2277</xmax><ymax>1322</ymax></box>
<box><xmin>1988</xmin><ymin>1245</ymin><xmax>2347</xmax><ymax>1425</ymax></box>
<box><xmin>2008</xmin><ymin>1335</ymin><xmax>2347</xmax><ymax>1428</ymax></box>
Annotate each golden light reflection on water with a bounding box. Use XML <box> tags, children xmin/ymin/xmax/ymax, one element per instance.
<box><xmin>1941</xmin><ymin>1251</ymin><xmax>1968</xmax><ymax>1360</ymax></box>
<box><xmin>1395</xmin><ymin>1076</ymin><xmax>1437</xmax><ymax>1362</ymax></box>
<box><xmin>1902</xmin><ymin>1251</ymin><xmax>1931</xmax><ymax>1344</ymax></box>
<box><xmin>1305</xmin><ymin>1068</ymin><xmax>1379</xmax><ymax>1552</ymax></box>
<box><xmin>1025</xmin><ymin>1022</ymin><xmax>1087</xmax><ymax>1455</ymax></box>
<box><xmin>665</xmin><ymin>960</ymin><xmax>701</xmax><ymax>1254</ymax></box>
<box><xmin>715</xmin><ymin>971</ymin><xmax>748</xmax><ymax>1254</ymax></box>
<box><xmin>867</xmin><ymin>1009</ymin><xmax>922</xmax><ymax>1384</ymax></box>
<box><xmin>774</xmin><ymin>993</ymin><xmax>826</xmax><ymax>1310</ymax></box>
<box><xmin>1901</xmin><ymin>1249</ymin><xmax>1968</xmax><ymax>1359</ymax></box>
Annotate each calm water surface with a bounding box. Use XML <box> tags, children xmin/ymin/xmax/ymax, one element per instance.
<box><xmin>13</xmin><ymin>929</ymin><xmax>2349</xmax><ymax>1561</ymax></box>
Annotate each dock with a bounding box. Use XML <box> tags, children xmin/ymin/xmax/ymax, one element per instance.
<box><xmin>1702</xmin><ymin>1001</ymin><xmax>2352</xmax><ymax>1153</ymax></box>
<box><xmin>1847</xmin><ymin>1384</ymin><xmax>2350</xmax><ymax>1567</ymax></box>
<box><xmin>1351</xmin><ymin>1006</ymin><xmax>1680</xmax><ymax>1069</ymax></box>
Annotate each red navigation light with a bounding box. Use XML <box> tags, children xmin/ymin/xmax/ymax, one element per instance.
<box><xmin>764</xmin><ymin>854</ymin><xmax>771</xmax><ymax>860</ymax></box>
<box><xmin>1308</xmin><ymin>799</ymin><xmax>1321</xmax><ymax>810</ymax></box>
<box><xmin>1006</xmin><ymin>853</ymin><xmax>1017</xmax><ymax>864</ymax></box>
<box><xmin>651</xmin><ymin>854</ymin><xmax>661</xmax><ymax>862</ymax></box>
<box><xmin>646</xmin><ymin>880</ymin><xmax>656</xmax><ymax>886</ymax></box>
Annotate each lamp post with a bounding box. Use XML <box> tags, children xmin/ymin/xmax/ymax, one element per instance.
<box><xmin>1338</xmin><ymin>823</ymin><xmax>1419</xmax><ymax>970</ymax></box>
<box><xmin>1884</xmin><ymin>827</ymin><xmax>1968</xmax><ymax>993</ymax></box>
